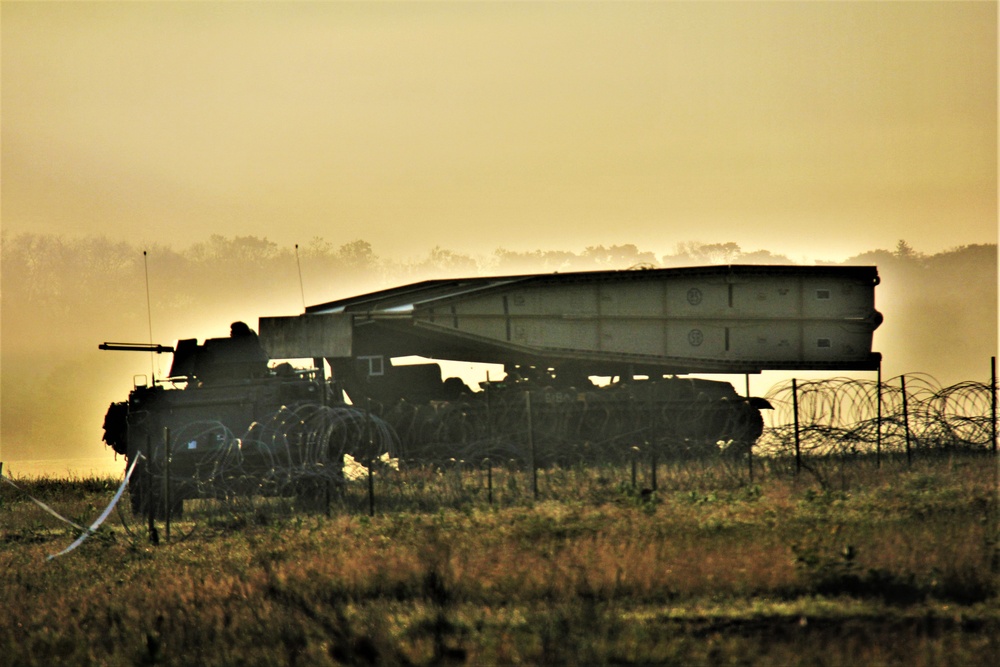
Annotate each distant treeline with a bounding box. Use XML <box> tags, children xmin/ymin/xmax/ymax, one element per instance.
<box><xmin>0</xmin><ymin>235</ymin><xmax>795</xmax><ymax>331</ymax></box>
<box><xmin>2</xmin><ymin>233</ymin><xmax>995</xmax><ymax>358</ymax></box>
<box><xmin>0</xmin><ymin>232</ymin><xmax>996</xmax><ymax>462</ymax></box>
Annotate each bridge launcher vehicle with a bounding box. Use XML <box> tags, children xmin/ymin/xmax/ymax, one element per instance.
<box><xmin>103</xmin><ymin>264</ymin><xmax>882</xmax><ymax>515</ymax></box>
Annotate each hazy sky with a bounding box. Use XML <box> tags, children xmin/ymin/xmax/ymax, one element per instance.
<box><xmin>3</xmin><ymin>1</ymin><xmax>996</xmax><ymax>263</ymax></box>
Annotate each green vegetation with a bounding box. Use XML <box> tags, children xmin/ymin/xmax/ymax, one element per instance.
<box><xmin>2</xmin><ymin>453</ymin><xmax>998</xmax><ymax>665</ymax></box>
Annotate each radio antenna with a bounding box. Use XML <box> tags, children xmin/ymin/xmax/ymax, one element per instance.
<box><xmin>143</xmin><ymin>250</ymin><xmax>155</xmax><ymax>380</ymax></box>
<box><xmin>295</xmin><ymin>244</ymin><xmax>306</xmax><ymax>310</ymax></box>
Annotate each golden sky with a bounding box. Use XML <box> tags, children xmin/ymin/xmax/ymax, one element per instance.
<box><xmin>2</xmin><ymin>1</ymin><xmax>996</xmax><ymax>262</ymax></box>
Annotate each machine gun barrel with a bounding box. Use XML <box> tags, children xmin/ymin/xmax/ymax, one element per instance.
<box><xmin>99</xmin><ymin>342</ymin><xmax>175</xmax><ymax>353</ymax></box>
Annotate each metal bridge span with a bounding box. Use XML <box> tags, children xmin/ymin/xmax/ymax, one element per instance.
<box><xmin>258</xmin><ymin>264</ymin><xmax>882</xmax><ymax>378</ymax></box>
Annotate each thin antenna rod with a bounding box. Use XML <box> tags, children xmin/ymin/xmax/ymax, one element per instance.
<box><xmin>295</xmin><ymin>244</ymin><xmax>306</xmax><ymax>310</ymax></box>
<box><xmin>143</xmin><ymin>251</ymin><xmax>155</xmax><ymax>380</ymax></box>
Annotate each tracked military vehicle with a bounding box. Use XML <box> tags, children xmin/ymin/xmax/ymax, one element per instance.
<box><xmin>103</xmin><ymin>264</ymin><xmax>882</xmax><ymax>513</ymax></box>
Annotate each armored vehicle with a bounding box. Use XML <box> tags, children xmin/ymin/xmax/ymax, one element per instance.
<box><xmin>103</xmin><ymin>264</ymin><xmax>882</xmax><ymax>514</ymax></box>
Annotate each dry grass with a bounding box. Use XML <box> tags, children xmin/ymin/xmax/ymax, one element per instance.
<box><xmin>2</xmin><ymin>452</ymin><xmax>998</xmax><ymax>665</ymax></box>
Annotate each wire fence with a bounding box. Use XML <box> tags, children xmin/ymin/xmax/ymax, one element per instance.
<box><xmin>3</xmin><ymin>369</ymin><xmax>996</xmax><ymax>547</ymax></box>
<box><xmin>125</xmin><ymin>371</ymin><xmax>996</xmax><ymax>527</ymax></box>
<box><xmin>136</xmin><ymin>403</ymin><xmax>399</xmax><ymax>518</ymax></box>
<box><xmin>758</xmin><ymin>374</ymin><xmax>997</xmax><ymax>457</ymax></box>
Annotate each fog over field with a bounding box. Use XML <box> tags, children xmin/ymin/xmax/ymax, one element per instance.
<box><xmin>0</xmin><ymin>234</ymin><xmax>995</xmax><ymax>475</ymax></box>
<box><xmin>3</xmin><ymin>3</ymin><xmax>995</xmax><ymax>476</ymax></box>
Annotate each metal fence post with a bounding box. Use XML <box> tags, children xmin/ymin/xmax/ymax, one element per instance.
<box><xmin>525</xmin><ymin>390</ymin><xmax>537</xmax><ymax>500</ymax></box>
<box><xmin>650</xmin><ymin>450</ymin><xmax>658</xmax><ymax>492</ymax></box>
<box><xmin>486</xmin><ymin>458</ymin><xmax>493</xmax><ymax>506</ymax></box>
<box><xmin>485</xmin><ymin>371</ymin><xmax>493</xmax><ymax>455</ymax></box>
<box><xmin>792</xmin><ymin>378</ymin><xmax>801</xmax><ymax>474</ymax></box>
<box><xmin>876</xmin><ymin>362</ymin><xmax>882</xmax><ymax>469</ymax></box>
<box><xmin>163</xmin><ymin>427</ymin><xmax>171</xmax><ymax>543</ymax></box>
<box><xmin>745</xmin><ymin>373</ymin><xmax>754</xmax><ymax>482</ymax></box>
<box><xmin>147</xmin><ymin>434</ymin><xmax>155</xmax><ymax>541</ymax></box>
<box><xmin>365</xmin><ymin>396</ymin><xmax>375</xmax><ymax>517</ymax></box>
<box><xmin>901</xmin><ymin>375</ymin><xmax>912</xmax><ymax>466</ymax></box>
<box><xmin>631</xmin><ymin>447</ymin><xmax>638</xmax><ymax>489</ymax></box>
<box><xmin>991</xmin><ymin>356</ymin><xmax>997</xmax><ymax>455</ymax></box>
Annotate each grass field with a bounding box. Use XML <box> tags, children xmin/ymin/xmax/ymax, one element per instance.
<box><xmin>2</xmin><ymin>452</ymin><xmax>998</xmax><ymax>666</ymax></box>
